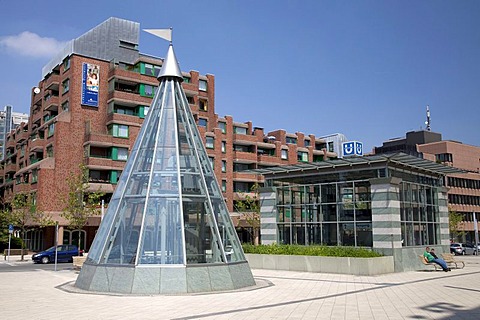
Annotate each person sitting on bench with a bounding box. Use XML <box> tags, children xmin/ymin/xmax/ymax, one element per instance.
<box><xmin>424</xmin><ymin>246</ymin><xmax>450</xmax><ymax>272</ymax></box>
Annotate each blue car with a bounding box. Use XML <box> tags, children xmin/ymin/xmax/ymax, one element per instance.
<box><xmin>32</xmin><ymin>245</ymin><xmax>80</xmax><ymax>264</ymax></box>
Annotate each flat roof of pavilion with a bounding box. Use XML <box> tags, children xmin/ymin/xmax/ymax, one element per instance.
<box><xmin>248</xmin><ymin>152</ymin><xmax>464</xmax><ymax>177</ymax></box>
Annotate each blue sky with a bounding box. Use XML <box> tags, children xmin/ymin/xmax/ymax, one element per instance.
<box><xmin>1</xmin><ymin>1</ymin><xmax>479</xmax><ymax>152</ymax></box>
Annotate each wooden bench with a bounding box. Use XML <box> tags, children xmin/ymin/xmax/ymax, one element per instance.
<box><xmin>3</xmin><ymin>249</ymin><xmax>29</xmax><ymax>259</ymax></box>
<box><xmin>419</xmin><ymin>255</ymin><xmax>443</xmax><ymax>271</ymax></box>
<box><xmin>441</xmin><ymin>253</ymin><xmax>465</xmax><ymax>269</ymax></box>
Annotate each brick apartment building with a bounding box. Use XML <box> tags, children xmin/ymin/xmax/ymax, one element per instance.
<box><xmin>418</xmin><ymin>140</ymin><xmax>480</xmax><ymax>242</ymax></box>
<box><xmin>375</xmin><ymin>130</ymin><xmax>480</xmax><ymax>242</ymax></box>
<box><xmin>0</xmin><ymin>17</ymin><xmax>337</xmax><ymax>251</ymax></box>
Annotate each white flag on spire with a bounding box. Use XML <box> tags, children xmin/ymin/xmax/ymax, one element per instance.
<box><xmin>144</xmin><ymin>29</ymin><xmax>172</xmax><ymax>42</ymax></box>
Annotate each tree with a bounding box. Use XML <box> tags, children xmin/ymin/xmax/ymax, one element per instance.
<box><xmin>61</xmin><ymin>163</ymin><xmax>104</xmax><ymax>250</ymax></box>
<box><xmin>234</xmin><ymin>182</ymin><xmax>261</xmax><ymax>245</ymax></box>
<box><xmin>4</xmin><ymin>193</ymin><xmax>53</xmax><ymax>260</ymax></box>
<box><xmin>449</xmin><ymin>208</ymin><xmax>465</xmax><ymax>242</ymax></box>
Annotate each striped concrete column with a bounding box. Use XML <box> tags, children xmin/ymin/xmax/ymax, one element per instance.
<box><xmin>259</xmin><ymin>187</ymin><xmax>277</xmax><ymax>245</ymax></box>
<box><xmin>369</xmin><ymin>177</ymin><xmax>403</xmax><ymax>257</ymax></box>
<box><xmin>437</xmin><ymin>186</ymin><xmax>450</xmax><ymax>246</ymax></box>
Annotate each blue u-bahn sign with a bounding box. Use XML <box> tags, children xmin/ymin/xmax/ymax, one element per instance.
<box><xmin>342</xmin><ymin>141</ymin><xmax>363</xmax><ymax>157</ymax></box>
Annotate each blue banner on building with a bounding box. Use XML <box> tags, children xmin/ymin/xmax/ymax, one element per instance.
<box><xmin>81</xmin><ymin>63</ymin><xmax>99</xmax><ymax>107</ymax></box>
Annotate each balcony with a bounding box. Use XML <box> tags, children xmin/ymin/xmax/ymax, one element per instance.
<box><xmin>107</xmin><ymin>90</ymin><xmax>152</xmax><ymax>106</ymax></box>
<box><xmin>32</xmin><ymin>91</ymin><xmax>43</xmax><ymax>106</ymax></box>
<box><xmin>233</xmin><ymin>172</ymin><xmax>258</xmax><ymax>181</ymax></box>
<box><xmin>15</xmin><ymin>183</ymin><xmax>31</xmax><ymax>193</ymax></box>
<box><xmin>233</xmin><ymin>151</ymin><xmax>258</xmax><ymax>163</ymax></box>
<box><xmin>31</xmin><ymin>111</ymin><xmax>43</xmax><ymax>126</ymax></box>
<box><xmin>5</xmin><ymin>163</ymin><xmax>17</xmax><ymax>173</ymax></box>
<box><xmin>85</xmin><ymin>156</ymin><xmax>126</xmax><ymax>170</ymax></box>
<box><xmin>44</xmin><ymin>74</ymin><xmax>60</xmax><ymax>90</ymax></box>
<box><xmin>106</xmin><ymin>112</ymin><xmax>143</xmax><ymax>126</ymax></box>
<box><xmin>108</xmin><ymin>66</ymin><xmax>140</xmax><ymax>80</ymax></box>
<box><xmin>257</xmin><ymin>154</ymin><xmax>282</xmax><ymax>166</ymax></box>
<box><xmin>233</xmin><ymin>134</ymin><xmax>257</xmax><ymax>144</ymax></box>
<box><xmin>233</xmin><ymin>192</ymin><xmax>257</xmax><ymax>201</ymax></box>
<box><xmin>84</xmin><ymin>131</ymin><xmax>129</xmax><ymax>146</ymax></box>
<box><xmin>16</xmin><ymin>130</ymin><xmax>28</xmax><ymax>143</ymax></box>
<box><xmin>44</xmin><ymin>95</ymin><xmax>59</xmax><ymax>112</ymax></box>
<box><xmin>6</xmin><ymin>138</ymin><xmax>16</xmax><ymax>149</ymax></box>
<box><xmin>29</xmin><ymin>138</ymin><xmax>45</xmax><ymax>152</ymax></box>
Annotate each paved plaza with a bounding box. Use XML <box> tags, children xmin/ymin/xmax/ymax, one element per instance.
<box><xmin>1</xmin><ymin>256</ymin><xmax>480</xmax><ymax>319</ymax></box>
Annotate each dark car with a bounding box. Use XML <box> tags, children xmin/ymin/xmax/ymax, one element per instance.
<box><xmin>32</xmin><ymin>245</ymin><xmax>80</xmax><ymax>264</ymax></box>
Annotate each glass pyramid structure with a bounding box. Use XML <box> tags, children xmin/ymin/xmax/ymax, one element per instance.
<box><xmin>76</xmin><ymin>43</ymin><xmax>255</xmax><ymax>294</ymax></box>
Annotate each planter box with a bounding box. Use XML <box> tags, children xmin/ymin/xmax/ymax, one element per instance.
<box><xmin>245</xmin><ymin>254</ymin><xmax>394</xmax><ymax>275</ymax></box>
<box><xmin>73</xmin><ymin>254</ymin><xmax>88</xmax><ymax>270</ymax></box>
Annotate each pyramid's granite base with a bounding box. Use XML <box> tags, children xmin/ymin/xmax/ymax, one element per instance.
<box><xmin>75</xmin><ymin>261</ymin><xmax>255</xmax><ymax>294</ymax></box>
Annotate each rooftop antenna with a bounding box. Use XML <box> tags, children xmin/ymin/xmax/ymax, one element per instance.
<box><xmin>425</xmin><ymin>105</ymin><xmax>431</xmax><ymax>131</ymax></box>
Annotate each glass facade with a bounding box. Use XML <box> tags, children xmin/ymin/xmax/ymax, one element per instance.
<box><xmin>399</xmin><ymin>181</ymin><xmax>440</xmax><ymax>246</ymax></box>
<box><xmin>86</xmin><ymin>68</ymin><xmax>245</xmax><ymax>266</ymax></box>
<box><xmin>269</xmin><ymin>163</ymin><xmax>444</xmax><ymax>248</ymax></box>
<box><xmin>276</xmin><ymin>180</ymin><xmax>372</xmax><ymax>247</ymax></box>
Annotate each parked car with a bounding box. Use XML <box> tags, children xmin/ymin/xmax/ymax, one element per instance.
<box><xmin>450</xmin><ymin>243</ymin><xmax>477</xmax><ymax>255</ymax></box>
<box><xmin>32</xmin><ymin>245</ymin><xmax>80</xmax><ymax>264</ymax></box>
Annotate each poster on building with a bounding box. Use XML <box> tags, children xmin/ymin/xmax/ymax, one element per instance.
<box><xmin>81</xmin><ymin>63</ymin><xmax>99</xmax><ymax>107</ymax></box>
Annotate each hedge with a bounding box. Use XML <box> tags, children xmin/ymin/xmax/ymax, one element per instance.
<box><xmin>242</xmin><ymin>244</ymin><xmax>382</xmax><ymax>258</ymax></box>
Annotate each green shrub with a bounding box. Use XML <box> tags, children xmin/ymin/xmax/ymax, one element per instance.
<box><xmin>0</xmin><ymin>236</ymin><xmax>23</xmax><ymax>251</ymax></box>
<box><xmin>242</xmin><ymin>244</ymin><xmax>382</xmax><ymax>258</ymax></box>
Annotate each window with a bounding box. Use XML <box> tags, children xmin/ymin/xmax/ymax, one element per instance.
<box><xmin>199</xmin><ymin>99</ymin><xmax>208</xmax><ymax>111</ymax></box>
<box><xmin>436</xmin><ymin>153</ymin><xmax>453</xmax><ymax>163</ymax></box>
<box><xmin>286</xmin><ymin>137</ymin><xmax>297</xmax><ymax>144</ymax></box>
<box><xmin>183</xmin><ymin>77</ymin><xmax>191</xmax><ymax>83</ymax></box>
<box><xmin>199</xmin><ymin>79</ymin><xmax>207</xmax><ymax>91</ymax></box>
<box><xmin>186</xmin><ymin>96</ymin><xmax>194</xmax><ymax>104</ymax></box>
<box><xmin>222</xmin><ymin>180</ymin><xmax>227</xmax><ymax>192</ymax></box>
<box><xmin>297</xmin><ymin>151</ymin><xmax>308</xmax><ymax>162</ymax></box>
<box><xmin>221</xmin><ymin>141</ymin><xmax>226</xmax><ymax>153</ymax></box>
<box><xmin>62</xmin><ymin>79</ymin><xmax>70</xmax><ymax>94</ymax></box>
<box><xmin>116</xmin><ymin>148</ymin><xmax>128</xmax><ymax>161</ymax></box>
<box><xmin>209</xmin><ymin>157</ymin><xmax>214</xmax><ymax>169</ymax></box>
<box><xmin>46</xmin><ymin>145</ymin><xmax>54</xmax><ymax>157</ymax></box>
<box><xmin>145</xmin><ymin>85</ymin><xmax>154</xmax><ymax>97</ymax></box>
<box><xmin>281</xmin><ymin>149</ymin><xmax>288</xmax><ymax>160</ymax></box>
<box><xmin>198</xmin><ymin>118</ymin><xmax>208</xmax><ymax>127</ymax></box>
<box><xmin>222</xmin><ymin>160</ymin><xmax>227</xmax><ymax>173</ymax></box>
<box><xmin>47</xmin><ymin>123</ymin><xmax>55</xmax><ymax>137</ymax></box>
<box><xmin>234</xmin><ymin>126</ymin><xmax>247</xmax><ymax>135</ymax></box>
<box><xmin>218</xmin><ymin>122</ymin><xmax>226</xmax><ymax>133</ymax></box>
<box><xmin>61</xmin><ymin>101</ymin><xmax>69</xmax><ymax>112</ymax></box>
<box><xmin>206</xmin><ymin>136</ymin><xmax>214</xmax><ymax>149</ymax></box>
<box><xmin>144</xmin><ymin>63</ymin><xmax>160</xmax><ymax>77</ymax></box>
<box><xmin>233</xmin><ymin>182</ymin><xmax>249</xmax><ymax>193</ymax></box>
<box><xmin>109</xmin><ymin>124</ymin><xmax>129</xmax><ymax>138</ymax></box>
<box><xmin>119</xmin><ymin>40</ymin><xmax>138</xmax><ymax>50</ymax></box>
<box><xmin>63</xmin><ymin>57</ymin><xmax>70</xmax><ymax>71</ymax></box>
<box><xmin>233</xmin><ymin>163</ymin><xmax>250</xmax><ymax>172</ymax></box>
<box><xmin>304</xmin><ymin>139</ymin><xmax>311</xmax><ymax>147</ymax></box>
<box><xmin>140</xmin><ymin>84</ymin><xmax>156</xmax><ymax>97</ymax></box>
<box><xmin>31</xmin><ymin>169</ymin><xmax>38</xmax><ymax>184</ymax></box>
<box><xmin>328</xmin><ymin>141</ymin><xmax>334</xmax><ymax>152</ymax></box>
<box><xmin>143</xmin><ymin>106</ymin><xmax>149</xmax><ymax>117</ymax></box>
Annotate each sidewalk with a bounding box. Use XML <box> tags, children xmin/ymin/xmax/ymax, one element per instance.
<box><xmin>1</xmin><ymin>256</ymin><xmax>480</xmax><ymax>319</ymax></box>
<box><xmin>1</xmin><ymin>254</ymin><xmax>31</xmax><ymax>262</ymax></box>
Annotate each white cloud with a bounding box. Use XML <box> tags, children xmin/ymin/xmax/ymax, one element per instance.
<box><xmin>0</xmin><ymin>31</ymin><xmax>67</xmax><ymax>58</ymax></box>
